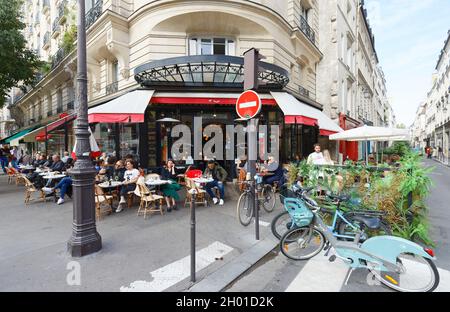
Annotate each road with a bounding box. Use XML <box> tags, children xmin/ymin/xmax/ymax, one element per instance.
<box><xmin>226</xmin><ymin>158</ymin><xmax>450</xmax><ymax>292</ymax></box>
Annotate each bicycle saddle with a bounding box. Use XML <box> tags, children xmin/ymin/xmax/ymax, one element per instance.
<box><xmin>348</xmin><ymin>215</ymin><xmax>381</xmax><ymax>230</ymax></box>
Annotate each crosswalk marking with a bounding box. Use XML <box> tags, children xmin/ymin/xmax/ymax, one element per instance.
<box><xmin>120</xmin><ymin>241</ymin><xmax>233</xmax><ymax>292</ymax></box>
<box><xmin>252</xmin><ymin>219</ymin><xmax>270</xmax><ymax>227</ymax></box>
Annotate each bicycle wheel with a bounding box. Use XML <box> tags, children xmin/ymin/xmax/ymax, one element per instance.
<box><xmin>371</xmin><ymin>253</ymin><xmax>439</xmax><ymax>292</ymax></box>
<box><xmin>280</xmin><ymin>226</ymin><xmax>325</xmax><ymax>260</ymax></box>
<box><xmin>237</xmin><ymin>191</ymin><xmax>254</xmax><ymax>226</ymax></box>
<box><xmin>261</xmin><ymin>185</ymin><xmax>276</xmax><ymax>213</ymax></box>
<box><xmin>338</xmin><ymin>215</ymin><xmax>392</xmax><ymax>242</ymax></box>
<box><xmin>270</xmin><ymin>210</ymin><xmax>295</xmax><ymax>240</ymax></box>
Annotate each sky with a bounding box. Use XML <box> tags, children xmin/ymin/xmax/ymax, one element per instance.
<box><xmin>365</xmin><ymin>0</ymin><xmax>450</xmax><ymax>127</ymax></box>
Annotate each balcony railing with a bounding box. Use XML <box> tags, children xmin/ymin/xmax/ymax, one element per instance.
<box><xmin>57</xmin><ymin>105</ymin><xmax>63</xmax><ymax>114</ymax></box>
<box><xmin>51</xmin><ymin>48</ymin><xmax>67</xmax><ymax>69</ymax></box>
<box><xmin>47</xmin><ymin>111</ymin><xmax>53</xmax><ymax>117</ymax></box>
<box><xmin>43</xmin><ymin>31</ymin><xmax>51</xmax><ymax>49</ymax></box>
<box><xmin>298</xmin><ymin>15</ymin><xmax>315</xmax><ymax>45</ymax></box>
<box><xmin>106</xmin><ymin>81</ymin><xmax>118</xmax><ymax>95</ymax></box>
<box><xmin>52</xmin><ymin>19</ymin><xmax>61</xmax><ymax>37</ymax></box>
<box><xmin>67</xmin><ymin>100</ymin><xmax>75</xmax><ymax>110</ymax></box>
<box><xmin>85</xmin><ymin>0</ymin><xmax>103</xmax><ymax>30</ymax></box>
<box><xmin>299</xmin><ymin>85</ymin><xmax>310</xmax><ymax>99</ymax></box>
<box><xmin>57</xmin><ymin>1</ymin><xmax>67</xmax><ymax>24</ymax></box>
<box><xmin>42</xmin><ymin>0</ymin><xmax>50</xmax><ymax>14</ymax></box>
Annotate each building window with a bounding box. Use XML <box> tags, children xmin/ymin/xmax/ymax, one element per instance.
<box><xmin>189</xmin><ymin>37</ymin><xmax>235</xmax><ymax>56</ymax></box>
<box><xmin>112</xmin><ymin>60</ymin><xmax>119</xmax><ymax>82</ymax></box>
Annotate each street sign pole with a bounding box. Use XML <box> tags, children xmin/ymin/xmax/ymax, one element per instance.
<box><xmin>242</xmin><ymin>48</ymin><xmax>262</xmax><ymax>241</ymax></box>
<box><xmin>190</xmin><ymin>190</ymin><xmax>196</xmax><ymax>282</ymax></box>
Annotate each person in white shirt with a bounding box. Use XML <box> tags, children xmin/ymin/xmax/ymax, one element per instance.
<box><xmin>307</xmin><ymin>144</ymin><xmax>326</xmax><ymax>165</ymax></box>
<box><xmin>116</xmin><ymin>160</ymin><xmax>140</xmax><ymax>213</ymax></box>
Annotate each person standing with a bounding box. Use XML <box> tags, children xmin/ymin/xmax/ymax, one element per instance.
<box><xmin>307</xmin><ymin>144</ymin><xmax>325</xmax><ymax>165</ymax></box>
<box><xmin>0</xmin><ymin>146</ymin><xmax>8</xmax><ymax>174</ymax></box>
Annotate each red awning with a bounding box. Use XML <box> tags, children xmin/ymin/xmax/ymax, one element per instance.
<box><xmin>284</xmin><ymin>115</ymin><xmax>318</xmax><ymax>126</ymax></box>
<box><xmin>319</xmin><ymin>129</ymin><xmax>338</xmax><ymax>136</ymax></box>
<box><xmin>88</xmin><ymin>90</ymin><xmax>155</xmax><ymax>123</ymax></box>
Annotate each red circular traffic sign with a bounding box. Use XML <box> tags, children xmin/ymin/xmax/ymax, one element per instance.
<box><xmin>236</xmin><ymin>90</ymin><xmax>262</xmax><ymax>120</ymax></box>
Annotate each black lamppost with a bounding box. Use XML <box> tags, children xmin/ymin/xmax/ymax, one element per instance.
<box><xmin>67</xmin><ymin>0</ymin><xmax>102</xmax><ymax>257</ymax></box>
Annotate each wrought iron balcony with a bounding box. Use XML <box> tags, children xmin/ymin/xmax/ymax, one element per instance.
<box><xmin>57</xmin><ymin>105</ymin><xmax>63</xmax><ymax>114</ymax></box>
<box><xmin>299</xmin><ymin>85</ymin><xmax>310</xmax><ymax>99</ymax></box>
<box><xmin>67</xmin><ymin>100</ymin><xmax>74</xmax><ymax>110</ymax></box>
<box><xmin>52</xmin><ymin>19</ymin><xmax>61</xmax><ymax>37</ymax></box>
<box><xmin>106</xmin><ymin>81</ymin><xmax>119</xmax><ymax>95</ymax></box>
<box><xmin>57</xmin><ymin>1</ymin><xmax>67</xmax><ymax>24</ymax></box>
<box><xmin>42</xmin><ymin>0</ymin><xmax>50</xmax><ymax>14</ymax></box>
<box><xmin>85</xmin><ymin>0</ymin><xmax>103</xmax><ymax>30</ymax></box>
<box><xmin>43</xmin><ymin>31</ymin><xmax>51</xmax><ymax>49</ymax></box>
<box><xmin>134</xmin><ymin>55</ymin><xmax>290</xmax><ymax>90</ymax></box>
<box><xmin>51</xmin><ymin>48</ymin><xmax>67</xmax><ymax>69</ymax></box>
<box><xmin>47</xmin><ymin>110</ymin><xmax>53</xmax><ymax>117</ymax></box>
<box><xmin>298</xmin><ymin>15</ymin><xmax>316</xmax><ymax>45</ymax></box>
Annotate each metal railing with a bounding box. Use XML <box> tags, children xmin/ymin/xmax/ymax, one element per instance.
<box><xmin>67</xmin><ymin>100</ymin><xmax>75</xmax><ymax>110</ymax></box>
<box><xmin>106</xmin><ymin>81</ymin><xmax>118</xmax><ymax>95</ymax></box>
<box><xmin>43</xmin><ymin>31</ymin><xmax>51</xmax><ymax>48</ymax></box>
<box><xmin>299</xmin><ymin>85</ymin><xmax>311</xmax><ymax>99</ymax></box>
<box><xmin>57</xmin><ymin>1</ymin><xmax>67</xmax><ymax>24</ymax></box>
<box><xmin>298</xmin><ymin>15</ymin><xmax>315</xmax><ymax>45</ymax></box>
<box><xmin>47</xmin><ymin>110</ymin><xmax>53</xmax><ymax>117</ymax></box>
<box><xmin>57</xmin><ymin>105</ymin><xmax>63</xmax><ymax>114</ymax></box>
<box><xmin>52</xmin><ymin>19</ymin><xmax>61</xmax><ymax>35</ymax></box>
<box><xmin>85</xmin><ymin>0</ymin><xmax>103</xmax><ymax>30</ymax></box>
<box><xmin>51</xmin><ymin>48</ymin><xmax>67</xmax><ymax>69</ymax></box>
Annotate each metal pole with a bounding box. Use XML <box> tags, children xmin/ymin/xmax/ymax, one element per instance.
<box><xmin>67</xmin><ymin>0</ymin><xmax>102</xmax><ymax>257</ymax></box>
<box><xmin>190</xmin><ymin>190</ymin><xmax>196</xmax><ymax>282</ymax></box>
<box><xmin>248</xmin><ymin>118</ymin><xmax>259</xmax><ymax>240</ymax></box>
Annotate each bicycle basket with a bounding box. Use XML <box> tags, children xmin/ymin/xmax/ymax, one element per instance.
<box><xmin>283</xmin><ymin>198</ymin><xmax>314</xmax><ymax>227</ymax></box>
<box><xmin>279</xmin><ymin>185</ymin><xmax>296</xmax><ymax>205</ymax></box>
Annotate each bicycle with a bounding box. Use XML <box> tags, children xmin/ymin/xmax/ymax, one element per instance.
<box><xmin>279</xmin><ymin>192</ymin><xmax>440</xmax><ymax>292</ymax></box>
<box><xmin>271</xmin><ymin>184</ymin><xmax>391</xmax><ymax>241</ymax></box>
<box><xmin>236</xmin><ymin>176</ymin><xmax>276</xmax><ymax>226</ymax></box>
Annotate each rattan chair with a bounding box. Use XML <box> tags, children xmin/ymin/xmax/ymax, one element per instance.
<box><xmin>94</xmin><ymin>184</ymin><xmax>113</xmax><ymax>221</ymax></box>
<box><xmin>136</xmin><ymin>181</ymin><xmax>164</xmax><ymax>219</ymax></box>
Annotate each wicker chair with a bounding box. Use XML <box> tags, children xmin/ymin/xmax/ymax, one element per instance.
<box><xmin>94</xmin><ymin>184</ymin><xmax>113</xmax><ymax>221</ymax></box>
<box><xmin>136</xmin><ymin>180</ymin><xmax>164</xmax><ymax>219</ymax></box>
<box><xmin>23</xmin><ymin>176</ymin><xmax>45</xmax><ymax>204</ymax></box>
<box><xmin>184</xmin><ymin>177</ymin><xmax>208</xmax><ymax>208</ymax></box>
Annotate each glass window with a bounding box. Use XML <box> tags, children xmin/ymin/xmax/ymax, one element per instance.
<box><xmin>189</xmin><ymin>37</ymin><xmax>236</xmax><ymax>56</ymax></box>
<box><xmin>112</xmin><ymin>60</ymin><xmax>119</xmax><ymax>83</ymax></box>
<box><xmin>92</xmin><ymin>123</ymin><xmax>116</xmax><ymax>157</ymax></box>
<box><xmin>119</xmin><ymin>123</ymin><xmax>139</xmax><ymax>160</ymax></box>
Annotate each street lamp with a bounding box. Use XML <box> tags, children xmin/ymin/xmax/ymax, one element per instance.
<box><xmin>67</xmin><ymin>0</ymin><xmax>102</xmax><ymax>257</ymax></box>
<box><xmin>443</xmin><ymin>102</ymin><xmax>448</xmax><ymax>165</ymax></box>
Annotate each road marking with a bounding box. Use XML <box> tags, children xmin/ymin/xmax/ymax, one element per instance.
<box><xmin>239</xmin><ymin>101</ymin><xmax>257</xmax><ymax>109</ymax></box>
<box><xmin>285</xmin><ymin>250</ymin><xmax>349</xmax><ymax>292</ymax></box>
<box><xmin>120</xmin><ymin>241</ymin><xmax>233</xmax><ymax>292</ymax></box>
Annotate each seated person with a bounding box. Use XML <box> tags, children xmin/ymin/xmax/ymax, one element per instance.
<box><xmin>99</xmin><ymin>156</ymin><xmax>116</xmax><ymax>180</ymax></box>
<box><xmin>43</xmin><ymin>155</ymin><xmax>53</xmax><ymax>168</ymax></box>
<box><xmin>49</xmin><ymin>155</ymin><xmax>65</xmax><ymax>172</ymax></box>
<box><xmin>113</xmin><ymin>160</ymin><xmax>126</xmax><ymax>181</ymax></box>
<box><xmin>42</xmin><ymin>176</ymin><xmax>73</xmax><ymax>205</ymax></box>
<box><xmin>116</xmin><ymin>160</ymin><xmax>140</xmax><ymax>213</ymax></box>
<box><xmin>160</xmin><ymin>159</ymin><xmax>182</xmax><ymax>212</ymax></box>
<box><xmin>261</xmin><ymin>156</ymin><xmax>285</xmax><ymax>186</ymax></box>
<box><xmin>203</xmin><ymin>160</ymin><xmax>228</xmax><ymax>205</ymax></box>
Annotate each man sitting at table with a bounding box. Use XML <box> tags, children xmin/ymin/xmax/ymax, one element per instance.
<box><xmin>203</xmin><ymin>160</ymin><xmax>228</xmax><ymax>206</ymax></box>
<box><xmin>49</xmin><ymin>154</ymin><xmax>65</xmax><ymax>172</ymax></box>
<box><xmin>261</xmin><ymin>156</ymin><xmax>285</xmax><ymax>187</ymax></box>
<box><xmin>116</xmin><ymin>160</ymin><xmax>140</xmax><ymax>213</ymax></box>
<box><xmin>42</xmin><ymin>176</ymin><xmax>73</xmax><ymax>205</ymax></box>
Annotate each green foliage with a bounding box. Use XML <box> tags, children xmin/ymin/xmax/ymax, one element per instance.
<box><xmin>61</xmin><ymin>25</ymin><xmax>77</xmax><ymax>53</ymax></box>
<box><xmin>287</xmin><ymin>150</ymin><xmax>435</xmax><ymax>245</ymax></box>
<box><xmin>382</xmin><ymin>141</ymin><xmax>411</xmax><ymax>156</ymax></box>
<box><xmin>0</xmin><ymin>0</ymin><xmax>43</xmax><ymax>107</ymax></box>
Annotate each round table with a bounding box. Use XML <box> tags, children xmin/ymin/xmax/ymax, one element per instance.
<box><xmin>42</xmin><ymin>174</ymin><xmax>67</xmax><ymax>180</ymax></box>
<box><xmin>193</xmin><ymin>177</ymin><xmax>214</xmax><ymax>184</ymax></box>
<box><xmin>98</xmin><ymin>181</ymin><xmax>123</xmax><ymax>188</ymax></box>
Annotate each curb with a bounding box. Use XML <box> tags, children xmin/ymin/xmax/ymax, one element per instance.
<box><xmin>187</xmin><ymin>236</ymin><xmax>279</xmax><ymax>292</ymax></box>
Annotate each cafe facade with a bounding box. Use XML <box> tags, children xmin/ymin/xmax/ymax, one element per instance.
<box><xmin>8</xmin><ymin>0</ymin><xmax>342</xmax><ymax>170</ymax></box>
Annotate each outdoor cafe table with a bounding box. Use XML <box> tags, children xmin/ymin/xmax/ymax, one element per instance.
<box><xmin>18</xmin><ymin>165</ymin><xmax>35</xmax><ymax>170</ymax></box>
<box><xmin>42</xmin><ymin>174</ymin><xmax>67</xmax><ymax>180</ymax></box>
<box><xmin>98</xmin><ymin>181</ymin><xmax>123</xmax><ymax>188</ymax></box>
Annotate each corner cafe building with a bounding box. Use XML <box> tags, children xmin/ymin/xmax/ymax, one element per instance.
<box><xmin>15</xmin><ymin>55</ymin><xmax>342</xmax><ymax>174</ymax></box>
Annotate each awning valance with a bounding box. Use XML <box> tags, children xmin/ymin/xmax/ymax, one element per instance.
<box><xmin>0</xmin><ymin>127</ymin><xmax>38</xmax><ymax>145</ymax></box>
<box><xmin>88</xmin><ymin>90</ymin><xmax>155</xmax><ymax>123</ymax></box>
<box><xmin>23</xmin><ymin>114</ymin><xmax>76</xmax><ymax>143</ymax></box>
<box><xmin>270</xmin><ymin>92</ymin><xmax>343</xmax><ymax>135</ymax></box>
<box><xmin>329</xmin><ymin>125</ymin><xmax>410</xmax><ymax>141</ymax></box>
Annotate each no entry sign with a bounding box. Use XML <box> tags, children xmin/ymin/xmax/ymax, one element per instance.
<box><xmin>236</xmin><ymin>90</ymin><xmax>262</xmax><ymax>120</ymax></box>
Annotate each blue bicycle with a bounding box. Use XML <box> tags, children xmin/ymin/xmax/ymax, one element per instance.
<box><xmin>271</xmin><ymin>184</ymin><xmax>391</xmax><ymax>241</ymax></box>
<box><xmin>279</xmin><ymin>191</ymin><xmax>439</xmax><ymax>292</ymax></box>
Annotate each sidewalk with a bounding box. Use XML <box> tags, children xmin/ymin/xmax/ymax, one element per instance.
<box><xmin>0</xmin><ymin>175</ymin><xmax>280</xmax><ymax>291</ymax></box>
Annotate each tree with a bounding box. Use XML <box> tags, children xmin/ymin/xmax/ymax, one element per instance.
<box><xmin>0</xmin><ymin>0</ymin><xmax>42</xmax><ymax>108</ymax></box>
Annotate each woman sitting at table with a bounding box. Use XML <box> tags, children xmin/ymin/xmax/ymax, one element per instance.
<box><xmin>116</xmin><ymin>160</ymin><xmax>140</xmax><ymax>213</ymax></box>
<box><xmin>160</xmin><ymin>159</ymin><xmax>182</xmax><ymax>212</ymax></box>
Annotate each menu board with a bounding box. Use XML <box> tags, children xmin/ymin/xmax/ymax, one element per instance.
<box><xmin>147</xmin><ymin>111</ymin><xmax>157</xmax><ymax>167</ymax></box>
